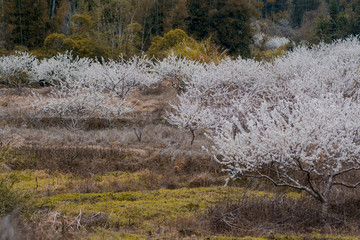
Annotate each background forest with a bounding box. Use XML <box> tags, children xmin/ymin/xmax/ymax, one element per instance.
<box><xmin>1</xmin><ymin>0</ymin><xmax>360</xmax><ymax>60</ymax></box>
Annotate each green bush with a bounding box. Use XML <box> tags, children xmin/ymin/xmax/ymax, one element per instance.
<box><xmin>44</xmin><ymin>33</ymin><xmax>67</xmax><ymax>50</ymax></box>
<box><xmin>0</xmin><ymin>173</ymin><xmax>23</xmax><ymax>215</ymax></box>
<box><xmin>0</xmin><ymin>144</ymin><xmax>24</xmax><ymax>215</ymax></box>
<box><xmin>168</xmin><ymin>37</ymin><xmax>228</xmax><ymax>63</ymax></box>
<box><xmin>147</xmin><ymin>29</ymin><xmax>189</xmax><ymax>59</ymax></box>
<box><xmin>29</xmin><ymin>48</ymin><xmax>55</xmax><ymax>60</ymax></box>
<box><xmin>251</xmin><ymin>47</ymin><xmax>287</xmax><ymax>62</ymax></box>
<box><xmin>148</xmin><ymin>29</ymin><xmax>227</xmax><ymax>62</ymax></box>
<box><xmin>43</xmin><ymin>14</ymin><xmax>110</xmax><ymax>59</ymax></box>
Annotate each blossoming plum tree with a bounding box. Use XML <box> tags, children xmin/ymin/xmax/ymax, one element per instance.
<box><xmin>32</xmin><ymin>51</ymin><xmax>92</xmax><ymax>87</ymax></box>
<box><xmin>152</xmin><ymin>54</ymin><xmax>204</xmax><ymax>93</ymax></box>
<box><xmin>0</xmin><ymin>52</ymin><xmax>39</xmax><ymax>89</ymax></box>
<box><xmin>210</xmin><ymin>93</ymin><xmax>360</xmax><ymax>217</ymax></box>
<box><xmin>33</xmin><ymin>74</ymin><xmax>126</xmax><ymax>130</ymax></box>
<box><xmin>89</xmin><ymin>56</ymin><xmax>158</xmax><ymax>101</ymax></box>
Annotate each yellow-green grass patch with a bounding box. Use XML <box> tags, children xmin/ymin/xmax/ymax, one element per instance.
<box><xmin>33</xmin><ymin>186</ymin><xmax>278</xmax><ymax>231</ymax></box>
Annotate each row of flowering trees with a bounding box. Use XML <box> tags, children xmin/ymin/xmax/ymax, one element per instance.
<box><xmin>0</xmin><ymin>52</ymin><xmax>159</xmax><ymax>129</ymax></box>
<box><xmin>0</xmin><ymin>51</ymin><xmax>160</xmax><ymax>90</ymax></box>
<box><xmin>0</xmin><ymin>51</ymin><xmax>206</xmax><ymax>130</ymax></box>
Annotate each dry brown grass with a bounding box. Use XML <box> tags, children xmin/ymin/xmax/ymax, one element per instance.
<box><xmin>8</xmin><ymin>144</ymin><xmax>221</xmax><ymax>186</ymax></box>
<box><xmin>0</xmin><ymin>123</ymin><xmax>209</xmax><ymax>150</ymax></box>
<box><xmin>204</xmin><ymin>192</ymin><xmax>360</xmax><ymax>237</ymax></box>
<box><xmin>0</xmin><ymin>209</ymin><xmax>81</xmax><ymax>240</ymax></box>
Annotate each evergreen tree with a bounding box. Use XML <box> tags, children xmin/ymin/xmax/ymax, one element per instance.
<box><xmin>315</xmin><ymin>0</ymin><xmax>360</xmax><ymax>43</ymax></box>
<box><xmin>351</xmin><ymin>0</ymin><xmax>360</xmax><ymax>35</ymax></box>
<box><xmin>22</xmin><ymin>0</ymin><xmax>48</xmax><ymax>47</ymax></box>
<box><xmin>290</xmin><ymin>0</ymin><xmax>321</xmax><ymax>27</ymax></box>
<box><xmin>2</xmin><ymin>0</ymin><xmax>68</xmax><ymax>49</ymax></box>
<box><xmin>210</xmin><ymin>0</ymin><xmax>254</xmax><ymax>57</ymax></box>
<box><xmin>4</xmin><ymin>0</ymin><xmax>48</xmax><ymax>48</ymax></box>
<box><xmin>261</xmin><ymin>0</ymin><xmax>289</xmax><ymax>20</ymax></box>
<box><xmin>186</xmin><ymin>0</ymin><xmax>255</xmax><ymax>57</ymax></box>
<box><xmin>329</xmin><ymin>0</ymin><xmax>339</xmax><ymax>18</ymax></box>
<box><xmin>186</xmin><ymin>0</ymin><xmax>211</xmax><ymax>40</ymax></box>
<box><xmin>3</xmin><ymin>0</ymin><xmax>24</xmax><ymax>47</ymax></box>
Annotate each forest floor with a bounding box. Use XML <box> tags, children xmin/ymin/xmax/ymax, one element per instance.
<box><xmin>1</xmin><ymin>83</ymin><xmax>360</xmax><ymax>239</ymax></box>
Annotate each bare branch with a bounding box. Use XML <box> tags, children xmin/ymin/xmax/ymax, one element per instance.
<box><xmin>246</xmin><ymin>171</ymin><xmax>321</xmax><ymax>201</ymax></box>
<box><xmin>333</xmin><ymin>167</ymin><xmax>360</xmax><ymax>178</ymax></box>
<box><xmin>295</xmin><ymin>158</ymin><xmax>322</xmax><ymax>201</ymax></box>
<box><xmin>333</xmin><ymin>181</ymin><xmax>360</xmax><ymax>188</ymax></box>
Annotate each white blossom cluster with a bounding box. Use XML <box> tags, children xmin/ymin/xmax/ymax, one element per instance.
<box><xmin>0</xmin><ymin>52</ymin><xmax>163</xmax><ymax>129</ymax></box>
<box><xmin>32</xmin><ymin>52</ymin><xmax>92</xmax><ymax>86</ymax></box>
<box><xmin>167</xmin><ymin>56</ymin><xmax>280</xmax><ymax>138</ymax></box>
<box><xmin>253</xmin><ymin>33</ymin><xmax>291</xmax><ymax>50</ymax></box>
<box><xmin>151</xmin><ymin>54</ymin><xmax>204</xmax><ymax>92</ymax></box>
<box><xmin>265</xmin><ymin>36</ymin><xmax>290</xmax><ymax>49</ymax></box>
<box><xmin>0</xmin><ymin>52</ymin><xmax>39</xmax><ymax>88</ymax></box>
<box><xmin>34</xmin><ymin>84</ymin><xmax>127</xmax><ymax>129</ymax></box>
<box><xmin>89</xmin><ymin>56</ymin><xmax>158</xmax><ymax>99</ymax></box>
<box><xmin>275</xmin><ymin>38</ymin><xmax>360</xmax><ymax>99</ymax></box>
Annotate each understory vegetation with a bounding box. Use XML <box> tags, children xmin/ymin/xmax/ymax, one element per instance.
<box><xmin>0</xmin><ymin>37</ymin><xmax>360</xmax><ymax>239</ymax></box>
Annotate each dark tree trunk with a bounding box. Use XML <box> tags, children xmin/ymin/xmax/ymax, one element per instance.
<box><xmin>51</xmin><ymin>0</ymin><xmax>56</xmax><ymax>20</ymax></box>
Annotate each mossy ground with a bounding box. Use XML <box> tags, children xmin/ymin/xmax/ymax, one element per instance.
<box><xmin>1</xmin><ymin>170</ymin><xmax>357</xmax><ymax>239</ymax></box>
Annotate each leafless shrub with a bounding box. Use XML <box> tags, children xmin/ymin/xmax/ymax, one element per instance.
<box><xmin>205</xmin><ymin>193</ymin><xmax>360</xmax><ymax>236</ymax></box>
<box><xmin>187</xmin><ymin>172</ymin><xmax>223</xmax><ymax>188</ymax></box>
<box><xmin>175</xmin><ymin>215</ymin><xmax>203</xmax><ymax>238</ymax></box>
<box><xmin>28</xmin><ymin>210</ymin><xmax>93</xmax><ymax>239</ymax></box>
<box><xmin>0</xmin><ymin>210</ymin><xmax>93</xmax><ymax>240</ymax></box>
<box><xmin>160</xmin><ymin>173</ymin><xmax>182</xmax><ymax>189</ymax></box>
<box><xmin>138</xmin><ymin>82</ymin><xmax>167</xmax><ymax>96</ymax></box>
<box><xmin>80</xmin><ymin>212</ymin><xmax>109</xmax><ymax>229</ymax></box>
